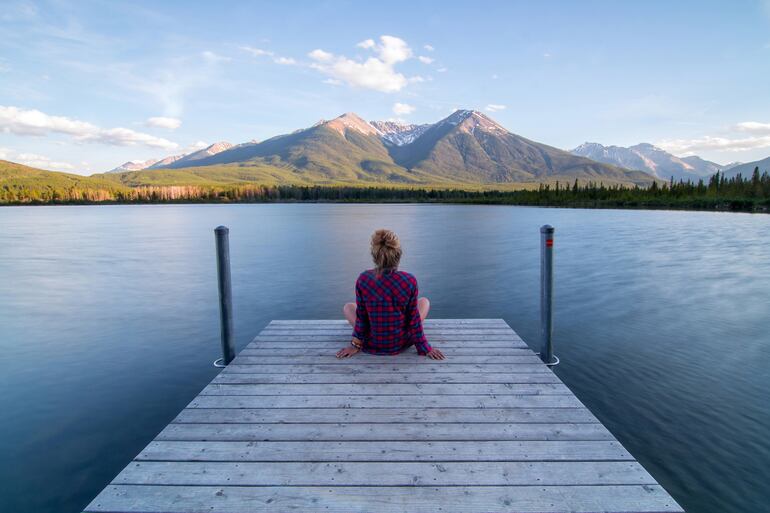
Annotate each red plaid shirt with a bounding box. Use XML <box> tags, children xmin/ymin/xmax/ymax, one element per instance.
<box><xmin>352</xmin><ymin>269</ymin><xmax>431</xmax><ymax>355</ymax></box>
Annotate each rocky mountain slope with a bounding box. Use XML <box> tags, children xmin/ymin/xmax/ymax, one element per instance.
<box><xmin>123</xmin><ymin>110</ymin><xmax>653</xmax><ymax>186</ymax></box>
<box><xmin>109</xmin><ymin>142</ymin><xmax>232</xmax><ymax>173</ymax></box>
<box><xmin>571</xmin><ymin>142</ymin><xmax>723</xmax><ymax>181</ymax></box>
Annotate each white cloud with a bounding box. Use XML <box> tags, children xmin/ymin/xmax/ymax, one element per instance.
<box><xmin>273</xmin><ymin>56</ymin><xmax>296</xmax><ymax>65</ymax></box>
<box><xmin>308</xmin><ymin>49</ymin><xmax>333</xmax><ymax>62</ymax></box>
<box><xmin>656</xmin><ymin>120</ymin><xmax>770</xmax><ymax>155</ymax></box>
<box><xmin>184</xmin><ymin>140</ymin><xmax>209</xmax><ymax>153</ymax></box>
<box><xmin>201</xmin><ymin>51</ymin><xmax>231</xmax><ymax>63</ymax></box>
<box><xmin>240</xmin><ymin>46</ymin><xmax>274</xmax><ymax>57</ymax></box>
<box><xmin>543</xmin><ymin>52</ymin><xmax>552</xmax><ymax>58</ymax></box>
<box><xmin>418</xmin><ymin>56</ymin><xmax>434</xmax><ymax>64</ymax></box>
<box><xmin>240</xmin><ymin>46</ymin><xmax>296</xmax><ymax>66</ymax></box>
<box><xmin>323</xmin><ymin>78</ymin><xmax>342</xmax><ymax>85</ymax></box>
<box><xmin>16</xmin><ymin>152</ymin><xmax>75</xmax><ymax>170</ymax></box>
<box><xmin>0</xmin><ymin>105</ymin><xmax>178</xmax><ymax>150</ymax></box>
<box><xmin>1</xmin><ymin>147</ymin><xmax>75</xmax><ymax>170</ymax></box>
<box><xmin>0</xmin><ymin>105</ymin><xmax>97</xmax><ymax>136</ymax></box>
<box><xmin>657</xmin><ymin>135</ymin><xmax>770</xmax><ymax>154</ymax></box>
<box><xmin>424</xmin><ymin>44</ymin><xmax>435</xmax><ymax>52</ymax></box>
<box><xmin>436</xmin><ymin>67</ymin><xmax>448</xmax><ymax>73</ymax></box>
<box><xmin>485</xmin><ymin>104</ymin><xmax>507</xmax><ymax>112</ymax></box>
<box><xmin>393</xmin><ymin>102</ymin><xmax>415</xmax><ymax>115</ymax></box>
<box><xmin>146</xmin><ymin>116</ymin><xmax>182</xmax><ymax>130</ymax></box>
<box><xmin>357</xmin><ymin>39</ymin><xmax>376</xmax><ymax>49</ymax></box>
<box><xmin>84</xmin><ymin>127</ymin><xmax>178</xmax><ymax>149</ymax></box>
<box><xmin>734</xmin><ymin>121</ymin><xmax>770</xmax><ymax>134</ymax></box>
<box><xmin>308</xmin><ymin>35</ymin><xmax>419</xmax><ymax>93</ymax></box>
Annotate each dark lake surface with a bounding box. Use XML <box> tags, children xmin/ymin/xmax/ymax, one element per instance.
<box><xmin>0</xmin><ymin>204</ymin><xmax>768</xmax><ymax>513</ymax></box>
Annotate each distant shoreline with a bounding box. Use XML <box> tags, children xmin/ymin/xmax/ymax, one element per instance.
<box><xmin>1</xmin><ymin>197</ymin><xmax>768</xmax><ymax>214</ymax></box>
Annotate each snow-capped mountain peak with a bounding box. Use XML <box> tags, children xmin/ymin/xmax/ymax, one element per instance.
<box><xmin>370</xmin><ymin>120</ymin><xmax>431</xmax><ymax>146</ymax></box>
<box><xmin>319</xmin><ymin>112</ymin><xmax>380</xmax><ymax>137</ymax></box>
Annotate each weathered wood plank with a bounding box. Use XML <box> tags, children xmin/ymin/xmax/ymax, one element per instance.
<box><xmin>211</xmin><ymin>372</ymin><xmax>564</xmax><ymax>385</ymax></box>
<box><xmin>188</xmin><ymin>394</ymin><xmax>581</xmax><ymax>409</ymax></box>
<box><xmin>83</xmin><ymin>319</ymin><xmax>683</xmax><ymax>513</ymax></box>
<box><xmin>257</xmin><ymin>329</ymin><xmax>519</xmax><ymax>336</ymax></box>
<box><xmin>201</xmin><ymin>383</ymin><xmax>570</xmax><ymax>396</ymax></box>
<box><xmin>155</xmin><ymin>422</ymin><xmax>614</xmax><ymax>442</ymax></box>
<box><xmin>269</xmin><ymin>319</ymin><xmax>509</xmax><ymax>326</ymax></box>
<box><xmin>113</xmin><ymin>460</ymin><xmax>655</xmax><ymax>486</ymax></box>
<box><xmin>248</xmin><ymin>339</ymin><xmax>530</xmax><ymax>348</ymax></box>
<box><xmin>173</xmin><ymin>407</ymin><xmax>599</xmax><ymax>424</ymax></box>
<box><xmin>240</xmin><ymin>347</ymin><xmax>535</xmax><ymax>356</ymax></box>
<box><xmin>222</xmin><ymin>363</ymin><xmax>550</xmax><ymax>374</ymax></box>
<box><xmin>251</xmin><ymin>334</ymin><xmax>526</xmax><ymax>341</ymax></box>
<box><xmin>85</xmin><ymin>484</ymin><xmax>682</xmax><ymax>513</ymax></box>
<box><xmin>231</xmin><ymin>355</ymin><xmax>544</xmax><ymax>365</ymax></box>
<box><xmin>137</xmin><ymin>440</ymin><xmax>634</xmax><ymax>462</ymax></box>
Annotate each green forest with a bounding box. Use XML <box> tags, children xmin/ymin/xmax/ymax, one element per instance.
<box><xmin>1</xmin><ymin>162</ymin><xmax>769</xmax><ymax>213</ymax></box>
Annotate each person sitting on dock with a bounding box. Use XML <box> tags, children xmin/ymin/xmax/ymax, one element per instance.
<box><xmin>337</xmin><ymin>229</ymin><xmax>446</xmax><ymax>360</ymax></box>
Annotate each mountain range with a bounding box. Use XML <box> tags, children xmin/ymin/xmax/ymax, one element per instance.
<box><xmin>105</xmin><ymin>110</ymin><xmax>654</xmax><ymax>187</ymax></box>
<box><xmin>721</xmin><ymin>156</ymin><xmax>770</xmax><ymax>178</ymax></box>
<box><xmin>110</xmin><ymin>141</ymin><xmax>234</xmax><ymax>173</ymax></box>
<box><xmin>570</xmin><ymin>142</ymin><xmax>732</xmax><ymax>182</ymax></box>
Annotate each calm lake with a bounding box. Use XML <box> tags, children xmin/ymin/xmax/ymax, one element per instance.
<box><xmin>0</xmin><ymin>204</ymin><xmax>768</xmax><ymax>513</ymax></box>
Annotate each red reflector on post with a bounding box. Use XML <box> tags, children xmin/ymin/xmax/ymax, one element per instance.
<box><xmin>546</xmin><ymin>239</ymin><xmax>553</xmax><ymax>247</ymax></box>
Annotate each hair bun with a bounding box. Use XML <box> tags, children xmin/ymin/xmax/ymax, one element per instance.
<box><xmin>373</xmin><ymin>229</ymin><xmax>400</xmax><ymax>249</ymax></box>
<box><xmin>370</xmin><ymin>229</ymin><xmax>402</xmax><ymax>272</ymax></box>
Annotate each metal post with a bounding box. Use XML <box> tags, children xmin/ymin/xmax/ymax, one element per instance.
<box><xmin>214</xmin><ymin>226</ymin><xmax>235</xmax><ymax>366</ymax></box>
<box><xmin>540</xmin><ymin>225</ymin><xmax>555</xmax><ymax>365</ymax></box>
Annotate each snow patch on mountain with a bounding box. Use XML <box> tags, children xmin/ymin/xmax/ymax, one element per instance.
<box><xmin>370</xmin><ymin>120</ymin><xmax>431</xmax><ymax>146</ymax></box>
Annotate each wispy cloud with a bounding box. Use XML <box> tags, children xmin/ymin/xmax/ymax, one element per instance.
<box><xmin>393</xmin><ymin>102</ymin><xmax>415</xmax><ymax>115</ymax></box>
<box><xmin>734</xmin><ymin>121</ymin><xmax>770</xmax><ymax>134</ymax></box>
<box><xmin>146</xmin><ymin>116</ymin><xmax>181</xmax><ymax>130</ymax></box>
<box><xmin>0</xmin><ymin>105</ymin><xmax>178</xmax><ymax>150</ymax></box>
<box><xmin>657</xmin><ymin>120</ymin><xmax>770</xmax><ymax>155</ymax></box>
<box><xmin>418</xmin><ymin>56</ymin><xmax>434</xmax><ymax>64</ymax></box>
<box><xmin>240</xmin><ymin>46</ymin><xmax>273</xmax><ymax>57</ymax></box>
<box><xmin>657</xmin><ymin>134</ymin><xmax>770</xmax><ymax>154</ymax></box>
<box><xmin>423</xmin><ymin>44</ymin><xmax>434</xmax><ymax>52</ymax></box>
<box><xmin>308</xmin><ymin>35</ymin><xmax>420</xmax><ymax>93</ymax></box>
<box><xmin>241</xmin><ymin>46</ymin><xmax>297</xmax><ymax>66</ymax></box>
<box><xmin>274</xmin><ymin>56</ymin><xmax>296</xmax><ymax>65</ymax></box>
<box><xmin>0</xmin><ymin>147</ymin><xmax>75</xmax><ymax>170</ymax></box>
<box><xmin>485</xmin><ymin>104</ymin><xmax>506</xmax><ymax>112</ymax></box>
<box><xmin>201</xmin><ymin>51</ymin><xmax>231</xmax><ymax>63</ymax></box>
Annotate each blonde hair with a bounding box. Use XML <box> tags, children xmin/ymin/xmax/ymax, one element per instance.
<box><xmin>370</xmin><ymin>229</ymin><xmax>402</xmax><ymax>273</ymax></box>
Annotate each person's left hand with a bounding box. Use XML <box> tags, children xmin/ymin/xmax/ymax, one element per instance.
<box><xmin>336</xmin><ymin>346</ymin><xmax>360</xmax><ymax>358</ymax></box>
<box><xmin>426</xmin><ymin>348</ymin><xmax>446</xmax><ymax>360</ymax></box>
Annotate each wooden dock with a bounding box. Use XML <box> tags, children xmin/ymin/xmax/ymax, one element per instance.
<box><xmin>84</xmin><ymin>319</ymin><xmax>683</xmax><ymax>513</ymax></box>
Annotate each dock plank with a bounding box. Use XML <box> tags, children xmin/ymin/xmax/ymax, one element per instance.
<box><xmin>211</xmin><ymin>372</ymin><xmax>564</xmax><ymax>384</ymax></box>
<box><xmin>136</xmin><ymin>440</ymin><xmax>634</xmax><ymax>462</ymax></box>
<box><xmin>86</xmin><ymin>485</ymin><xmax>682</xmax><ymax>513</ymax></box>
<box><xmin>172</xmin><ymin>407</ymin><xmax>600</xmax><ymax>424</ymax></box>
<box><xmin>84</xmin><ymin>319</ymin><xmax>682</xmax><ymax>513</ymax></box>
<box><xmin>200</xmin><ymin>383</ymin><xmax>571</xmax><ymax>395</ymax></box>
<box><xmin>155</xmin><ymin>422</ymin><xmax>615</xmax><ymax>441</ymax></box>
<box><xmin>113</xmin><ymin>461</ymin><xmax>655</xmax><ymax>486</ymax></box>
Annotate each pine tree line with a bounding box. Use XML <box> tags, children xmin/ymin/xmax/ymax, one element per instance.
<box><xmin>2</xmin><ymin>168</ymin><xmax>769</xmax><ymax>212</ymax></box>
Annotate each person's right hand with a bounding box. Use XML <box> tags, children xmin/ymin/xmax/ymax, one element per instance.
<box><xmin>426</xmin><ymin>348</ymin><xmax>446</xmax><ymax>360</ymax></box>
<box><xmin>336</xmin><ymin>346</ymin><xmax>360</xmax><ymax>358</ymax></box>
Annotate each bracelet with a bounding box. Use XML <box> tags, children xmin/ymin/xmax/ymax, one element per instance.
<box><xmin>351</xmin><ymin>338</ymin><xmax>363</xmax><ymax>349</ymax></box>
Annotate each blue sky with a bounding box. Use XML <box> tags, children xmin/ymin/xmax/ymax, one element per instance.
<box><xmin>1</xmin><ymin>0</ymin><xmax>770</xmax><ymax>174</ymax></box>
